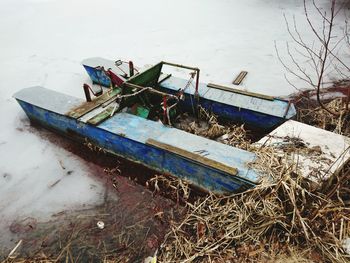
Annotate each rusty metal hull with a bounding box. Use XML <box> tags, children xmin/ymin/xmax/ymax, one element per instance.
<box><xmin>14</xmin><ymin>87</ymin><xmax>261</xmax><ymax>194</ymax></box>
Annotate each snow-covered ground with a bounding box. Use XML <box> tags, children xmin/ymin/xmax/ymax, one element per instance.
<box><xmin>0</xmin><ymin>0</ymin><xmax>349</xmax><ymax>252</ymax></box>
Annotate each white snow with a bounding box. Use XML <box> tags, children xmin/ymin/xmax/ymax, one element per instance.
<box><xmin>0</xmin><ymin>0</ymin><xmax>349</xmax><ymax>252</ymax></box>
<box><xmin>343</xmin><ymin>238</ymin><xmax>350</xmax><ymax>255</ymax></box>
<box><xmin>255</xmin><ymin>120</ymin><xmax>350</xmax><ymax>182</ymax></box>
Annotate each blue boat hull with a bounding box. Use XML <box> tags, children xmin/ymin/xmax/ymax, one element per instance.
<box><xmin>16</xmin><ymin>97</ymin><xmax>257</xmax><ymax>194</ymax></box>
<box><xmin>83</xmin><ymin>65</ymin><xmax>112</xmax><ymax>87</ymax></box>
<box><xmin>160</xmin><ymin>88</ymin><xmax>285</xmax><ymax>131</ymax></box>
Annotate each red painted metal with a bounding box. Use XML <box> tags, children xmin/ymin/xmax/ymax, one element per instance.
<box><xmin>106</xmin><ymin>69</ymin><xmax>125</xmax><ymax>87</ymax></box>
<box><xmin>83</xmin><ymin>84</ymin><xmax>92</xmax><ymax>102</ymax></box>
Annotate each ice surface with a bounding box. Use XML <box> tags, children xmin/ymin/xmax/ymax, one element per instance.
<box><xmin>0</xmin><ymin>100</ymin><xmax>107</xmax><ymax>249</ymax></box>
<box><xmin>1</xmin><ymin>0</ymin><xmax>349</xmax><ymax>98</ymax></box>
<box><xmin>0</xmin><ymin>0</ymin><xmax>349</xmax><ymax>252</ymax></box>
<box><xmin>343</xmin><ymin>238</ymin><xmax>350</xmax><ymax>255</ymax></box>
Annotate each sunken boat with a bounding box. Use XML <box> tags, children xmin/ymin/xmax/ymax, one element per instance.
<box><xmin>14</xmin><ymin>58</ymin><xmax>296</xmax><ymax>194</ymax></box>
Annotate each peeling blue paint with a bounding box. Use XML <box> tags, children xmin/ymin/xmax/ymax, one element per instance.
<box><xmin>14</xmin><ymin>87</ymin><xmax>262</xmax><ymax>194</ymax></box>
<box><xmin>83</xmin><ymin>65</ymin><xmax>111</xmax><ymax>87</ymax></box>
<box><xmin>160</xmin><ymin>77</ymin><xmax>296</xmax><ymax>131</ymax></box>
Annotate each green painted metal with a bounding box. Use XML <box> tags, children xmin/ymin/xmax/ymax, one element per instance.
<box><xmin>126</xmin><ymin>62</ymin><xmax>163</xmax><ymax>87</ymax></box>
<box><xmin>87</xmin><ymin>106</ymin><xmax>115</xmax><ymax>125</ymax></box>
<box><xmin>135</xmin><ymin>105</ymin><xmax>150</xmax><ymax>118</ymax></box>
<box><xmin>126</xmin><ymin>104</ymin><xmax>150</xmax><ymax>119</ymax></box>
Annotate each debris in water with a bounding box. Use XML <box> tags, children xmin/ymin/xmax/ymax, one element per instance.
<box><xmin>97</xmin><ymin>221</ymin><xmax>105</xmax><ymax>229</ymax></box>
<box><xmin>7</xmin><ymin>239</ymin><xmax>22</xmax><ymax>259</ymax></box>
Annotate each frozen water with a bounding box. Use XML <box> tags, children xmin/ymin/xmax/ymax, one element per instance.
<box><xmin>0</xmin><ymin>0</ymin><xmax>349</xmax><ymax>252</ymax></box>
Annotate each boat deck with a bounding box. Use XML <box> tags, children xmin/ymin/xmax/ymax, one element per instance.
<box><xmin>14</xmin><ymin>86</ymin><xmax>261</xmax><ymax>186</ymax></box>
<box><xmin>160</xmin><ymin>76</ymin><xmax>296</xmax><ymax>119</ymax></box>
<box><xmin>99</xmin><ymin>112</ymin><xmax>259</xmax><ymax>183</ymax></box>
<box><xmin>13</xmin><ymin>86</ymin><xmax>84</xmax><ymax>114</ymax></box>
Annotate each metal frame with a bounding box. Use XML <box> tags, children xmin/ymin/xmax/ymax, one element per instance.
<box><xmin>161</xmin><ymin>61</ymin><xmax>200</xmax><ymax>97</ymax></box>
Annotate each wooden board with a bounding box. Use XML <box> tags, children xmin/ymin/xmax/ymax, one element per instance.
<box><xmin>87</xmin><ymin>106</ymin><xmax>115</xmax><ymax>125</ymax></box>
<box><xmin>207</xmin><ymin>83</ymin><xmax>274</xmax><ymax>101</ymax></box>
<box><xmin>146</xmin><ymin>138</ymin><xmax>238</xmax><ymax>176</ymax></box>
<box><xmin>66</xmin><ymin>89</ymin><xmax>120</xmax><ymax>119</ymax></box>
<box><xmin>232</xmin><ymin>71</ymin><xmax>248</xmax><ymax>85</ymax></box>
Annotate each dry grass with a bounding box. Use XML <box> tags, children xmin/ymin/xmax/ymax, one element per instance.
<box><xmin>176</xmin><ymin>106</ymin><xmax>252</xmax><ymax>150</ymax></box>
<box><xmin>297</xmin><ymin>98</ymin><xmax>350</xmax><ymax>136</ymax></box>
<box><xmin>156</xmin><ymin>103</ymin><xmax>350</xmax><ymax>262</ymax></box>
<box><xmin>157</xmin><ymin>144</ymin><xmax>350</xmax><ymax>262</ymax></box>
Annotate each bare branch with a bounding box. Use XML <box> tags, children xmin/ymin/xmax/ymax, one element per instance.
<box><xmin>274</xmin><ymin>41</ymin><xmax>316</xmax><ymax>88</ymax></box>
<box><xmin>278</xmin><ymin>0</ymin><xmax>348</xmax><ymax>116</ymax></box>
<box><xmin>304</xmin><ymin>0</ymin><xmax>325</xmax><ymax>44</ymax></box>
<box><xmin>286</xmin><ymin>42</ymin><xmax>315</xmax><ymax>86</ymax></box>
<box><xmin>313</xmin><ymin>0</ymin><xmax>340</xmax><ymax>116</ymax></box>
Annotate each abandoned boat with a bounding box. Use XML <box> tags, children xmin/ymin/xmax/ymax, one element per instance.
<box><xmin>82</xmin><ymin>57</ymin><xmax>296</xmax><ymax>131</ymax></box>
<box><xmin>14</xmin><ymin>58</ymin><xmax>296</xmax><ymax>194</ymax></box>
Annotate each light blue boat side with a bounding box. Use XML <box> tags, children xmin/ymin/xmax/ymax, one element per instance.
<box><xmin>14</xmin><ymin>86</ymin><xmax>262</xmax><ymax>194</ymax></box>
<box><xmin>159</xmin><ymin>76</ymin><xmax>296</xmax><ymax>130</ymax></box>
<box><xmin>160</xmin><ymin>76</ymin><xmax>296</xmax><ymax>118</ymax></box>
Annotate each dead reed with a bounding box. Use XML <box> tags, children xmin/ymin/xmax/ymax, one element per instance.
<box><xmin>157</xmin><ymin>139</ymin><xmax>350</xmax><ymax>262</ymax></box>
<box><xmin>297</xmin><ymin>98</ymin><xmax>350</xmax><ymax>136</ymax></box>
<box><xmin>156</xmin><ymin>99</ymin><xmax>350</xmax><ymax>262</ymax></box>
<box><xmin>177</xmin><ymin>106</ymin><xmax>252</xmax><ymax>150</ymax></box>
<box><xmin>147</xmin><ymin>174</ymin><xmax>191</xmax><ymax>204</ymax></box>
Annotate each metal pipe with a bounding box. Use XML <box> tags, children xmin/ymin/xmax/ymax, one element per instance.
<box><xmin>161</xmin><ymin>61</ymin><xmax>200</xmax><ymax>72</ymax></box>
<box><xmin>163</xmin><ymin>95</ymin><xmax>167</xmax><ymax>124</ymax></box>
<box><xmin>124</xmin><ymin>83</ymin><xmax>179</xmax><ymax>100</ymax></box>
<box><xmin>195</xmin><ymin>69</ymin><xmax>200</xmax><ymax>97</ymax></box>
<box><xmin>161</xmin><ymin>61</ymin><xmax>200</xmax><ymax>96</ymax></box>
<box><xmin>129</xmin><ymin>61</ymin><xmax>134</xmax><ymax>77</ymax></box>
<box><xmin>83</xmin><ymin>83</ymin><xmax>92</xmax><ymax>102</ymax></box>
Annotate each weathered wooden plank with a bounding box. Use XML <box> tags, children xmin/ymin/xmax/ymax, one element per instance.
<box><xmin>207</xmin><ymin>83</ymin><xmax>274</xmax><ymax>101</ymax></box>
<box><xmin>66</xmin><ymin>88</ymin><xmax>120</xmax><ymax>119</ymax></box>
<box><xmin>232</xmin><ymin>71</ymin><xmax>248</xmax><ymax>85</ymax></box>
<box><xmin>87</xmin><ymin>106</ymin><xmax>115</xmax><ymax>125</ymax></box>
<box><xmin>146</xmin><ymin>138</ymin><xmax>238</xmax><ymax>176</ymax></box>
